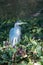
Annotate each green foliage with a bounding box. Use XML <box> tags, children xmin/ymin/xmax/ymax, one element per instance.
<box><xmin>0</xmin><ymin>18</ymin><xmax>43</xmax><ymax>65</ymax></box>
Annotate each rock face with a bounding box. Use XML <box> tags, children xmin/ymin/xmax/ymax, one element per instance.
<box><xmin>0</xmin><ymin>0</ymin><xmax>43</xmax><ymax>18</ymax></box>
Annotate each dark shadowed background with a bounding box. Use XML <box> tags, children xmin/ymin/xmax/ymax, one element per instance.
<box><xmin>0</xmin><ymin>0</ymin><xmax>43</xmax><ymax>19</ymax></box>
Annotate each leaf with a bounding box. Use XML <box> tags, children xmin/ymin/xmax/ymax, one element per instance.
<box><xmin>34</xmin><ymin>62</ymin><xmax>41</xmax><ymax>65</ymax></box>
<box><xmin>36</xmin><ymin>45</ymin><xmax>41</xmax><ymax>57</ymax></box>
<box><xmin>17</xmin><ymin>61</ymin><xmax>27</xmax><ymax>65</ymax></box>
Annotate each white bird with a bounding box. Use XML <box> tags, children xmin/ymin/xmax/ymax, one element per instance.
<box><xmin>9</xmin><ymin>20</ymin><xmax>27</xmax><ymax>47</ymax></box>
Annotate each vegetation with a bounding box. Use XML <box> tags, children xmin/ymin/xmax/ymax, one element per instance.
<box><xmin>0</xmin><ymin>18</ymin><xmax>43</xmax><ymax>65</ymax></box>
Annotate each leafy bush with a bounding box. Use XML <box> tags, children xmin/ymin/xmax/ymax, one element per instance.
<box><xmin>0</xmin><ymin>18</ymin><xmax>43</xmax><ymax>65</ymax></box>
